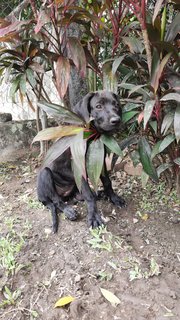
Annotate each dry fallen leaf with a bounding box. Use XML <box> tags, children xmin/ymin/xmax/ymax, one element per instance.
<box><xmin>100</xmin><ymin>287</ymin><xmax>120</xmax><ymax>307</ymax></box>
<box><xmin>54</xmin><ymin>296</ymin><xmax>75</xmax><ymax>308</ymax></box>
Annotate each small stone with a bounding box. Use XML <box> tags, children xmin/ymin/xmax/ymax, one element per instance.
<box><xmin>74</xmin><ymin>274</ymin><xmax>81</xmax><ymax>283</ymax></box>
<box><xmin>133</xmin><ymin>218</ymin><xmax>139</xmax><ymax>224</ymax></box>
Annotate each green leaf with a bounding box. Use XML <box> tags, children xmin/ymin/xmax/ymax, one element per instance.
<box><xmin>86</xmin><ymin>139</ymin><xmax>104</xmax><ymax>191</ymax></box>
<box><xmin>100</xmin><ymin>135</ymin><xmax>123</xmax><ymax>157</ymax></box>
<box><xmin>174</xmin><ymin>105</ymin><xmax>180</xmax><ymax>142</ymax></box>
<box><xmin>143</xmin><ymin>100</ymin><xmax>156</xmax><ymax>129</ymax></box>
<box><xmin>161</xmin><ymin>113</ymin><xmax>174</xmax><ymax>135</ymax></box>
<box><xmin>161</xmin><ymin>5</ymin><xmax>167</xmax><ymax>41</ymax></box>
<box><xmin>151</xmin><ymin>140</ymin><xmax>161</xmax><ymax>159</ymax></box>
<box><xmin>122</xmin><ymin>111</ymin><xmax>138</xmax><ymax>123</ymax></box>
<box><xmin>70</xmin><ymin>131</ymin><xmax>86</xmax><ymax>191</ymax></box>
<box><xmin>122</xmin><ymin>36</ymin><xmax>144</xmax><ymax>54</ymax></box>
<box><xmin>151</xmin><ymin>53</ymin><xmax>171</xmax><ymax>93</ymax></box>
<box><xmin>32</xmin><ymin>125</ymin><xmax>84</xmax><ymax>143</ymax></box>
<box><xmin>159</xmin><ymin>134</ymin><xmax>175</xmax><ymax>153</ymax></box>
<box><xmin>112</xmin><ymin>56</ymin><xmax>125</xmax><ymax>75</ymax></box>
<box><xmin>165</xmin><ymin>12</ymin><xmax>180</xmax><ymax>42</ymax></box>
<box><xmin>9</xmin><ymin>77</ymin><xmax>20</xmax><ymax>101</ymax></box>
<box><xmin>157</xmin><ymin>163</ymin><xmax>172</xmax><ymax>177</ymax></box>
<box><xmin>161</xmin><ymin>93</ymin><xmax>180</xmax><ymax>102</ymax></box>
<box><xmin>141</xmin><ymin>170</ymin><xmax>149</xmax><ymax>188</ymax></box>
<box><xmin>174</xmin><ymin>158</ymin><xmax>180</xmax><ymax>166</ymax></box>
<box><xmin>128</xmin><ymin>84</ymin><xmax>147</xmax><ymax>97</ymax></box>
<box><xmin>26</xmin><ymin>68</ymin><xmax>36</xmax><ymax>87</ymax></box>
<box><xmin>43</xmin><ymin>136</ymin><xmax>73</xmax><ymax>166</ymax></box>
<box><xmin>37</xmin><ymin>100</ymin><xmax>84</xmax><ymax>125</ymax></box>
<box><xmin>102</xmin><ymin>61</ymin><xmax>118</xmax><ymax>93</ymax></box>
<box><xmin>138</xmin><ymin>137</ymin><xmax>159</xmax><ymax>182</ymax></box>
<box><xmin>19</xmin><ymin>75</ymin><xmax>26</xmax><ymax>95</ymax></box>
<box><xmin>149</xmin><ymin>120</ymin><xmax>157</xmax><ymax>134</ymax></box>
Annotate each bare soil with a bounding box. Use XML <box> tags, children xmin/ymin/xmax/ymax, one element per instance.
<box><xmin>0</xmin><ymin>150</ymin><xmax>180</xmax><ymax>320</ymax></box>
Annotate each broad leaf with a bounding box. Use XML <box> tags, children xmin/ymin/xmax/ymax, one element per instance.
<box><xmin>37</xmin><ymin>100</ymin><xmax>84</xmax><ymax>125</ymax></box>
<box><xmin>151</xmin><ymin>140</ymin><xmax>161</xmax><ymax>159</ymax></box>
<box><xmin>34</xmin><ymin>7</ymin><xmax>51</xmax><ymax>33</ymax></box>
<box><xmin>112</xmin><ymin>56</ymin><xmax>125</xmax><ymax>75</ymax></box>
<box><xmin>174</xmin><ymin>158</ymin><xmax>180</xmax><ymax>166</ymax></box>
<box><xmin>43</xmin><ymin>136</ymin><xmax>73</xmax><ymax>166</ymax></box>
<box><xmin>138</xmin><ymin>137</ymin><xmax>159</xmax><ymax>182</ymax></box>
<box><xmin>151</xmin><ymin>53</ymin><xmax>171</xmax><ymax>93</ymax></box>
<box><xmin>54</xmin><ymin>296</ymin><xmax>75</xmax><ymax>308</ymax></box>
<box><xmin>157</xmin><ymin>163</ymin><xmax>172</xmax><ymax>177</ymax></box>
<box><xmin>128</xmin><ymin>85</ymin><xmax>147</xmax><ymax>97</ymax></box>
<box><xmin>86</xmin><ymin>139</ymin><xmax>104</xmax><ymax>191</ymax></box>
<box><xmin>159</xmin><ymin>134</ymin><xmax>175</xmax><ymax>153</ymax></box>
<box><xmin>149</xmin><ymin>120</ymin><xmax>157</xmax><ymax>134</ymax></box>
<box><xmin>122</xmin><ymin>111</ymin><xmax>139</xmax><ymax>123</ymax></box>
<box><xmin>165</xmin><ymin>12</ymin><xmax>180</xmax><ymax>42</ymax></box>
<box><xmin>161</xmin><ymin>93</ymin><xmax>180</xmax><ymax>103</ymax></box>
<box><xmin>174</xmin><ymin>105</ymin><xmax>180</xmax><ymax>142</ymax></box>
<box><xmin>70</xmin><ymin>131</ymin><xmax>87</xmax><ymax>191</ymax></box>
<box><xmin>141</xmin><ymin>170</ymin><xmax>149</xmax><ymax>188</ymax></box>
<box><xmin>32</xmin><ymin>126</ymin><xmax>83</xmax><ymax>143</ymax></box>
<box><xmin>152</xmin><ymin>0</ymin><xmax>165</xmax><ymax>25</ymax></box>
<box><xmin>100</xmin><ymin>135</ymin><xmax>123</xmax><ymax>157</ymax></box>
<box><xmin>26</xmin><ymin>68</ymin><xmax>36</xmax><ymax>88</ymax></box>
<box><xmin>122</xmin><ymin>37</ymin><xmax>144</xmax><ymax>54</ymax></box>
<box><xmin>161</xmin><ymin>113</ymin><xmax>174</xmax><ymax>135</ymax></box>
<box><xmin>9</xmin><ymin>77</ymin><xmax>20</xmax><ymax>101</ymax></box>
<box><xmin>100</xmin><ymin>288</ymin><xmax>120</xmax><ymax>307</ymax></box>
<box><xmin>143</xmin><ymin>100</ymin><xmax>156</xmax><ymax>129</ymax></box>
<box><xmin>68</xmin><ymin>37</ymin><xmax>86</xmax><ymax>77</ymax></box>
<box><xmin>56</xmin><ymin>56</ymin><xmax>70</xmax><ymax>98</ymax></box>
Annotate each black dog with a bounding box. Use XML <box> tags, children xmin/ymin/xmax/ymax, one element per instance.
<box><xmin>37</xmin><ymin>90</ymin><xmax>125</xmax><ymax>232</ymax></box>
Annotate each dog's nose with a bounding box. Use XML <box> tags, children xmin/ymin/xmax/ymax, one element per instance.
<box><xmin>110</xmin><ymin>116</ymin><xmax>120</xmax><ymax>125</ymax></box>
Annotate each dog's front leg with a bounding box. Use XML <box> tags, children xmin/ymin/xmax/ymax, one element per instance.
<box><xmin>81</xmin><ymin>178</ymin><xmax>103</xmax><ymax>228</ymax></box>
<box><xmin>100</xmin><ymin>166</ymin><xmax>126</xmax><ymax>207</ymax></box>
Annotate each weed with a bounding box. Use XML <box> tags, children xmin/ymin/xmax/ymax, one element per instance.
<box><xmin>19</xmin><ymin>194</ymin><xmax>44</xmax><ymax>209</ymax></box>
<box><xmin>0</xmin><ymin>286</ymin><xmax>21</xmax><ymax>308</ymax></box>
<box><xmin>126</xmin><ymin>256</ymin><xmax>161</xmax><ymax>281</ymax></box>
<box><xmin>97</xmin><ymin>270</ymin><xmax>113</xmax><ymax>281</ymax></box>
<box><xmin>87</xmin><ymin>226</ymin><xmax>113</xmax><ymax>252</ymax></box>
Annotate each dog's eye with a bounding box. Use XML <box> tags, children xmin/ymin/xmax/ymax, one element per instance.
<box><xmin>96</xmin><ymin>104</ymin><xmax>102</xmax><ymax>110</ymax></box>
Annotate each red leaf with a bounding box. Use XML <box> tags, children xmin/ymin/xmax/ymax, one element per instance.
<box><xmin>56</xmin><ymin>56</ymin><xmax>70</xmax><ymax>99</ymax></box>
<box><xmin>34</xmin><ymin>8</ymin><xmax>51</xmax><ymax>34</ymax></box>
<box><xmin>138</xmin><ymin>111</ymin><xmax>144</xmax><ymax>124</ymax></box>
<box><xmin>68</xmin><ymin>37</ymin><xmax>86</xmax><ymax>77</ymax></box>
<box><xmin>0</xmin><ymin>20</ymin><xmax>29</xmax><ymax>37</ymax></box>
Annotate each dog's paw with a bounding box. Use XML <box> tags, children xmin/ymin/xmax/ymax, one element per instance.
<box><xmin>110</xmin><ymin>194</ymin><xmax>126</xmax><ymax>208</ymax></box>
<box><xmin>64</xmin><ymin>206</ymin><xmax>78</xmax><ymax>221</ymax></box>
<box><xmin>88</xmin><ymin>213</ymin><xmax>104</xmax><ymax>228</ymax></box>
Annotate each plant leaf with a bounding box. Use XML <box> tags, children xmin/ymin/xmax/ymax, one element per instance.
<box><xmin>174</xmin><ymin>105</ymin><xmax>180</xmax><ymax>142</ymax></box>
<box><xmin>56</xmin><ymin>56</ymin><xmax>70</xmax><ymax>99</ymax></box>
<box><xmin>122</xmin><ymin>111</ymin><xmax>139</xmax><ymax>123</ymax></box>
<box><xmin>144</xmin><ymin>100</ymin><xmax>156</xmax><ymax>129</ymax></box>
<box><xmin>112</xmin><ymin>56</ymin><xmax>125</xmax><ymax>75</ymax></box>
<box><xmin>159</xmin><ymin>134</ymin><xmax>175</xmax><ymax>153</ymax></box>
<box><xmin>138</xmin><ymin>137</ymin><xmax>159</xmax><ymax>182</ymax></box>
<box><xmin>54</xmin><ymin>296</ymin><xmax>75</xmax><ymax>308</ymax></box>
<box><xmin>174</xmin><ymin>158</ymin><xmax>180</xmax><ymax>166</ymax></box>
<box><xmin>26</xmin><ymin>68</ymin><xmax>36</xmax><ymax>88</ymax></box>
<box><xmin>151</xmin><ymin>140</ymin><xmax>161</xmax><ymax>159</ymax></box>
<box><xmin>37</xmin><ymin>100</ymin><xmax>84</xmax><ymax>125</ymax></box>
<box><xmin>100</xmin><ymin>288</ymin><xmax>120</xmax><ymax>307</ymax></box>
<box><xmin>43</xmin><ymin>136</ymin><xmax>73</xmax><ymax>166</ymax></box>
<box><xmin>151</xmin><ymin>53</ymin><xmax>171</xmax><ymax>93</ymax></box>
<box><xmin>161</xmin><ymin>93</ymin><xmax>180</xmax><ymax>103</ymax></box>
<box><xmin>100</xmin><ymin>135</ymin><xmax>123</xmax><ymax>157</ymax></box>
<box><xmin>32</xmin><ymin>126</ymin><xmax>84</xmax><ymax>143</ymax></box>
<box><xmin>152</xmin><ymin>0</ymin><xmax>165</xmax><ymax>25</ymax></box>
<box><xmin>161</xmin><ymin>113</ymin><xmax>174</xmax><ymax>135</ymax></box>
<box><xmin>68</xmin><ymin>37</ymin><xmax>86</xmax><ymax>77</ymax></box>
<box><xmin>70</xmin><ymin>131</ymin><xmax>87</xmax><ymax>191</ymax></box>
<box><xmin>165</xmin><ymin>12</ymin><xmax>180</xmax><ymax>42</ymax></box>
<box><xmin>157</xmin><ymin>163</ymin><xmax>172</xmax><ymax>177</ymax></box>
<box><xmin>86</xmin><ymin>139</ymin><xmax>104</xmax><ymax>191</ymax></box>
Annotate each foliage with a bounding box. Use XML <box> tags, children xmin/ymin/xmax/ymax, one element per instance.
<box><xmin>0</xmin><ymin>0</ymin><xmax>179</xmax><ymax>191</ymax></box>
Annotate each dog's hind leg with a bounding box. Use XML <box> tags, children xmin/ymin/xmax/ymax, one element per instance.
<box><xmin>37</xmin><ymin>167</ymin><xmax>77</xmax><ymax>232</ymax></box>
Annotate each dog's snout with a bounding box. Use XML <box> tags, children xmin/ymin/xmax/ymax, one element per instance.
<box><xmin>110</xmin><ymin>116</ymin><xmax>120</xmax><ymax>125</ymax></box>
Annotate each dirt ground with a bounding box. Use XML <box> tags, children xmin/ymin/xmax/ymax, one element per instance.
<box><xmin>0</xmin><ymin>149</ymin><xmax>180</xmax><ymax>320</ymax></box>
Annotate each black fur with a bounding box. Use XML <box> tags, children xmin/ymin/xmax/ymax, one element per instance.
<box><xmin>37</xmin><ymin>90</ymin><xmax>125</xmax><ymax>233</ymax></box>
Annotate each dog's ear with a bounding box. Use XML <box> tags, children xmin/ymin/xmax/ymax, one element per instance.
<box><xmin>72</xmin><ymin>92</ymin><xmax>95</xmax><ymax>123</ymax></box>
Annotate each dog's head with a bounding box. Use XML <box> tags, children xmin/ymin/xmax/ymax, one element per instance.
<box><xmin>72</xmin><ymin>90</ymin><xmax>122</xmax><ymax>133</ymax></box>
